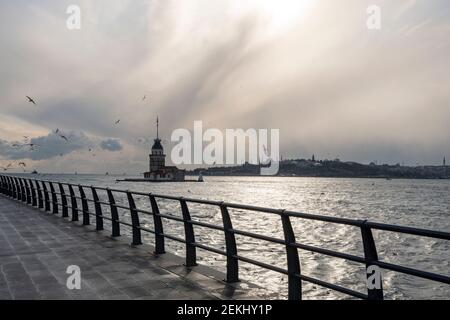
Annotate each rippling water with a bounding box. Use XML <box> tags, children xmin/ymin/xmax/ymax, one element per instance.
<box><xmin>16</xmin><ymin>174</ymin><xmax>450</xmax><ymax>300</ymax></box>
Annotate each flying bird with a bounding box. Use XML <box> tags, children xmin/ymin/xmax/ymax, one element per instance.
<box><xmin>115</xmin><ymin>119</ymin><xmax>120</xmax><ymax>125</ymax></box>
<box><xmin>142</xmin><ymin>95</ymin><xmax>146</xmax><ymax>101</ymax></box>
<box><xmin>59</xmin><ymin>135</ymin><xmax>68</xmax><ymax>142</ymax></box>
<box><xmin>54</xmin><ymin>128</ymin><xmax>59</xmax><ymax>134</ymax></box>
<box><xmin>26</xmin><ymin>96</ymin><xmax>36</xmax><ymax>105</ymax></box>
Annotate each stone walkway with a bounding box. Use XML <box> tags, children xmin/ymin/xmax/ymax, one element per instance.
<box><xmin>0</xmin><ymin>196</ymin><xmax>260</xmax><ymax>300</ymax></box>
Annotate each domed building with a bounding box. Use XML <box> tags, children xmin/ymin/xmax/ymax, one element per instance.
<box><xmin>143</xmin><ymin>118</ymin><xmax>185</xmax><ymax>181</ymax></box>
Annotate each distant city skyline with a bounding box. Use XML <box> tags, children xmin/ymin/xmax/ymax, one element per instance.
<box><xmin>1</xmin><ymin>0</ymin><xmax>449</xmax><ymax>173</ymax></box>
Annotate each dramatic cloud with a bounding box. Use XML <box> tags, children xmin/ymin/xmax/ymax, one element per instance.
<box><xmin>0</xmin><ymin>0</ymin><xmax>449</xmax><ymax>172</ymax></box>
<box><xmin>100</xmin><ymin>139</ymin><xmax>123</xmax><ymax>152</ymax></box>
<box><xmin>0</xmin><ymin>132</ymin><xmax>92</xmax><ymax>161</ymax></box>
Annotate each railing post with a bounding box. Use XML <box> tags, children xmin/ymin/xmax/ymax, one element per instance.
<box><xmin>49</xmin><ymin>182</ymin><xmax>58</xmax><ymax>214</ymax></box>
<box><xmin>78</xmin><ymin>185</ymin><xmax>90</xmax><ymax>225</ymax></box>
<box><xmin>20</xmin><ymin>178</ymin><xmax>27</xmax><ymax>202</ymax></box>
<box><xmin>4</xmin><ymin>176</ymin><xmax>9</xmax><ymax>196</ymax></box>
<box><xmin>361</xmin><ymin>221</ymin><xmax>384</xmax><ymax>300</ymax></box>
<box><xmin>281</xmin><ymin>210</ymin><xmax>302</xmax><ymax>300</ymax></box>
<box><xmin>24</xmin><ymin>179</ymin><xmax>32</xmax><ymax>204</ymax></box>
<box><xmin>91</xmin><ymin>187</ymin><xmax>104</xmax><ymax>231</ymax></box>
<box><xmin>179</xmin><ymin>199</ymin><xmax>197</xmax><ymax>267</ymax></box>
<box><xmin>107</xmin><ymin>189</ymin><xmax>120</xmax><ymax>237</ymax></box>
<box><xmin>149</xmin><ymin>194</ymin><xmax>165</xmax><ymax>254</ymax></box>
<box><xmin>18</xmin><ymin>178</ymin><xmax>26</xmax><ymax>202</ymax></box>
<box><xmin>2</xmin><ymin>176</ymin><xmax>7</xmax><ymax>195</ymax></box>
<box><xmin>29</xmin><ymin>179</ymin><xmax>37</xmax><ymax>207</ymax></box>
<box><xmin>126</xmin><ymin>191</ymin><xmax>142</xmax><ymax>246</ymax></box>
<box><xmin>42</xmin><ymin>181</ymin><xmax>51</xmax><ymax>211</ymax></box>
<box><xmin>219</xmin><ymin>203</ymin><xmax>239</xmax><ymax>283</ymax></box>
<box><xmin>0</xmin><ymin>176</ymin><xmax>4</xmax><ymax>195</ymax></box>
<box><xmin>12</xmin><ymin>177</ymin><xmax>18</xmax><ymax>199</ymax></box>
<box><xmin>16</xmin><ymin>178</ymin><xmax>23</xmax><ymax>201</ymax></box>
<box><xmin>8</xmin><ymin>177</ymin><xmax>15</xmax><ymax>198</ymax></box>
<box><xmin>59</xmin><ymin>183</ymin><xmax>68</xmax><ymax>217</ymax></box>
<box><xmin>68</xmin><ymin>184</ymin><xmax>78</xmax><ymax>221</ymax></box>
<box><xmin>12</xmin><ymin>178</ymin><xmax>19</xmax><ymax>200</ymax></box>
<box><xmin>35</xmin><ymin>180</ymin><xmax>44</xmax><ymax>208</ymax></box>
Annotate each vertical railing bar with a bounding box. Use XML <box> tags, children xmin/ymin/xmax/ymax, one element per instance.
<box><xmin>13</xmin><ymin>177</ymin><xmax>19</xmax><ymax>199</ymax></box>
<box><xmin>42</xmin><ymin>181</ymin><xmax>51</xmax><ymax>211</ymax></box>
<box><xmin>59</xmin><ymin>183</ymin><xmax>69</xmax><ymax>217</ymax></box>
<box><xmin>35</xmin><ymin>180</ymin><xmax>44</xmax><ymax>209</ymax></box>
<box><xmin>13</xmin><ymin>178</ymin><xmax>19</xmax><ymax>200</ymax></box>
<box><xmin>68</xmin><ymin>184</ymin><xmax>78</xmax><ymax>221</ymax></box>
<box><xmin>23</xmin><ymin>179</ymin><xmax>32</xmax><ymax>204</ymax></box>
<box><xmin>0</xmin><ymin>176</ymin><xmax>4</xmax><ymax>195</ymax></box>
<box><xmin>149</xmin><ymin>194</ymin><xmax>165</xmax><ymax>254</ymax></box>
<box><xmin>126</xmin><ymin>191</ymin><xmax>142</xmax><ymax>246</ymax></box>
<box><xmin>29</xmin><ymin>179</ymin><xmax>37</xmax><ymax>207</ymax></box>
<box><xmin>107</xmin><ymin>189</ymin><xmax>120</xmax><ymax>237</ymax></box>
<box><xmin>49</xmin><ymin>182</ymin><xmax>58</xmax><ymax>214</ymax></box>
<box><xmin>219</xmin><ymin>203</ymin><xmax>239</xmax><ymax>283</ymax></box>
<box><xmin>10</xmin><ymin>177</ymin><xmax>15</xmax><ymax>198</ymax></box>
<box><xmin>17</xmin><ymin>178</ymin><xmax>23</xmax><ymax>201</ymax></box>
<box><xmin>281</xmin><ymin>210</ymin><xmax>302</xmax><ymax>300</ymax></box>
<box><xmin>78</xmin><ymin>185</ymin><xmax>90</xmax><ymax>225</ymax></box>
<box><xmin>91</xmin><ymin>186</ymin><xmax>104</xmax><ymax>231</ymax></box>
<box><xmin>17</xmin><ymin>178</ymin><xmax>25</xmax><ymax>202</ymax></box>
<box><xmin>180</xmin><ymin>198</ymin><xmax>197</xmax><ymax>267</ymax></box>
<box><xmin>361</xmin><ymin>221</ymin><xmax>384</xmax><ymax>300</ymax></box>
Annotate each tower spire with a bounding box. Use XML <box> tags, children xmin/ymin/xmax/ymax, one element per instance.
<box><xmin>156</xmin><ymin>116</ymin><xmax>159</xmax><ymax>140</ymax></box>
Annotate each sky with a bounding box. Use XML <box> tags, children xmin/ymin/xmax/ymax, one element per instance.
<box><xmin>0</xmin><ymin>0</ymin><xmax>449</xmax><ymax>173</ymax></box>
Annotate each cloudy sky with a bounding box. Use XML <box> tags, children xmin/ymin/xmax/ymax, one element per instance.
<box><xmin>0</xmin><ymin>0</ymin><xmax>449</xmax><ymax>173</ymax></box>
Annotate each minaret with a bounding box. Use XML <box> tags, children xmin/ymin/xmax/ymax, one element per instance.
<box><xmin>444</xmin><ymin>157</ymin><xmax>446</xmax><ymax>167</ymax></box>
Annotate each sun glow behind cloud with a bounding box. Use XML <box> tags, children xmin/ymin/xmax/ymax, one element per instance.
<box><xmin>242</xmin><ymin>0</ymin><xmax>315</xmax><ymax>33</ymax></box>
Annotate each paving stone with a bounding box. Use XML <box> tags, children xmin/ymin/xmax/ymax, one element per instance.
<box><xmin>0</xmin><ymin>195</ymin><xmax>258</xmax><ymax>300</ymax></box>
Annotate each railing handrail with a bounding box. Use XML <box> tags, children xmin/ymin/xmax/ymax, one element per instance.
<box><xmin>0</xmin><ymin>173</ymin><xmax>449</xmax><ymax>300</ymax></box>
<box><xmin>22</xmin><ymin>176</ymin><xmax>450</xmax><ymax>240</ymax></box>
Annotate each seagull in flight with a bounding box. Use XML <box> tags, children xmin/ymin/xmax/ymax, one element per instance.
<box><xmin>142</xmin><ymin>95</ymin><xmax>146</xmax><ymax>101</ymax></box>
<box><xmin>26</xmin><ymin>96</ymin><xmax>36</xmax><ymax>105</ymax></box>
<box><xmin>25</xmin><ymin>143</ymin><xmax>40</xmax><ymax>147</ymax></box>
<box><xmin>115</xmin><ymin>119</ymin><xmax>120</xmax><ymax>125</ymax></box>
<box><xmin>59</xmin><ymin>135</ymin><xmax>68</xmax><ymax>142</ymax></box>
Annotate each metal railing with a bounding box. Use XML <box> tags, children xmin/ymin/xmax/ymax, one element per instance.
<box><xmin>0</xmin><ymin>174</ymin><xmax>449</xmax><ymax>300</ymax></box>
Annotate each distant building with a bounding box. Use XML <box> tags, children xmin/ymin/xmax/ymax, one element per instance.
<box><xmin>444</xmin><ymin>157</ymin><xmax>446</xmax><ymax>167</ymax></box>
<box><xmin>143</xmin><ymin>118</ymin><xmax>185</xmax><ymax>181</ymax></box>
